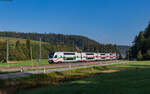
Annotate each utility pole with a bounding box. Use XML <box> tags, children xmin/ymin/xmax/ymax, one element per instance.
<box><xmin>6</xmin><ymin>40</ymin><xmax>9</xmax><ymax>64</ymax></box>
<box><xmin>39</xmin><ymin>38</ymin><xmax>42</xmax><ymax>61</ymax></box>
<box><xmin>128</xmin><ymin>48</ymin><xmax>130</xmax><ymax>61</ymax></box>
<box><xmin>30</xmin><ymin>45</ymin><xmax>32</xmax><ymax>61</ymax></box>
<box><xmin>30</xmin><ymin>45</ymin><xmax>33</xmax><ymax>68</ymax></box>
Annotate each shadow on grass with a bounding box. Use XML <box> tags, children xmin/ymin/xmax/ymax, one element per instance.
<box><xmin>17</xmin><ymin>68</ymin><xmax>150</xmax><ymax>94</ymax></box>
<box><xmin>129</xmin><ymin>64</ymin><xmax>150</xmax><ymax>67</ymax></box>
<box><xmin>113</xmin><ymin>64</ymin><xmax>150</xmax><ymax>70</ymax></box>
<box><xmin>0</xmin><ymin>71</ymin><xmax>20</xmax><ymax>74</ymax></box>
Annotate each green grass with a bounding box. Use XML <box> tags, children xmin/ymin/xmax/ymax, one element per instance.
<box><xmin>111</xmin><ymin>61</ymin><xmax>150</xmax><ymax>69</ymax></box>
<box><xmin>17</xmin><ymin>61</ymin><xmax>150</xmax><ymax>94</ymax></box>
<box><xmin>0</xmin><ymin>36</ymin><xmax>48</xmax><ymax>44</ymax></box>
<box><xmin>0</xmin><ymin>59</ymin><xmax>48</xmax><ymax>67</ymax></box>
<box><xmin>0</xmin><ymin>65</ymin><xmax>115</xmax><ymax>94</ymax></box>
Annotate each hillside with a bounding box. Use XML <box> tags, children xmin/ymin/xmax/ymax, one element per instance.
<box><xmin>0</xmin><ymin>32</ymin><xmax>120</xmax><ymax>62</ymax></box>
<box><xmin>0</xmin><ymin>37</ymin><xmax>47</xmax><ymax>44</ymax></box>
<box><xmin>0</xmin><ymin>36</ymin><xmax>76</xmax><ymax>62</ymax></box>
<box><xmin>0</xmin><ymin>31</ymin><xmax>119</xmax><ymax>52</ymax></box>
<box><xmin>0</xmin><ymin>32</ymin><xmax>99</xmax><ymax>51</ymax></box>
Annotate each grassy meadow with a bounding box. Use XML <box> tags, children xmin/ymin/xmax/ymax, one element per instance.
<box><xmin>0</xmin><ymin>59</ymin><xmax>48</xmax><ymax>67</ymax></box>
<box><xmin>0</xmin><ymin>37</ymin><xmax>48</xmax><ymax>44</ymax></box>
<box><xmin>16</xmin><ymin>61</ymin><xmax>150</xmax><ymax>94</ymax></box>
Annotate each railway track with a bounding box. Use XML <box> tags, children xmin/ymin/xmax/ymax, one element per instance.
<box><xmin>0</xmin><ymin>60</ymin><xmax>123</xmax><ymax>72</ymax></box>
<box><xmin>0</xmin><ymin>60</ymin><xmax>130</xmax><ymax>79</ymax></box>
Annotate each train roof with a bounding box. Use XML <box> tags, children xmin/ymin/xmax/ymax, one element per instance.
<box><xmin>49</xmin><ymin>51</ymin><xmax>116</xmax><ymax>54</ymax></box>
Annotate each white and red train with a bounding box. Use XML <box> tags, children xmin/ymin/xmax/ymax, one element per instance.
<box><xmin>48</xmin><ymin>52</ymin><xmax>117</xmax><ymax>63</ymax></box>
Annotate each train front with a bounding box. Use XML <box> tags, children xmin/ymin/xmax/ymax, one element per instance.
<box><xmin>48</xmin><ymin>52</ymin><xmax>55</xmax><ymax>63</ymax></box>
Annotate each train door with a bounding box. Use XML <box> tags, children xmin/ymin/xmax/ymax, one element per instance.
<box><xmin>76</xmin><ymin>53</ymin><xmax>82</xmax><ymax>62</ymax></box>
<box><xmin>81</xmin><ymin>53</ymin><xmax>86</xmax><ymax>61</ymax></box>
<box><xmin>94</xmin><ymin>53</ymin><xmax>98</xmax><ymax>61</ymax></box>
<box><xmin>105</xmin><ymin>53</ymin><xmax>110</xmax><ymax>60</ymax></box>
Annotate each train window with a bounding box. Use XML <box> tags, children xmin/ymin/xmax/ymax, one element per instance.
<box><xmin>49</xmin><ymin>52</ymin><xmax>55</xmax><ymax>58</ymax></box>
<box><xmin>87</xmin><ymin>57</ymin><xmax>94</xmax><ymax>60</ymax></box>
<box><xmin>64</xmin><ymin>57</ymin><xmax>76</xmax><ymax>60</ymax></box>
<box><xmin>86</xmin><ymin>53</ymin><xmax>94</xmax><ymax>55</ymax></box>
<box><xmin>101</xmin><ymin>54</ymin><xmax>105</xmax><ymax>55</ymax></box>
<box><xmin>64</xmin><ymin>53</ymin><xmax>75</xmax><ymax>55</ymax></box>
<box><xmin>54</xmin><ymin>55</ymin><xmax>57</xmax><ymax>58</ymax></box>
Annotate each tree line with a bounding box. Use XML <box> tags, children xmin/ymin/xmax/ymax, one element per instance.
<box><xmin>0</xmin><ymin>32</ymin><xmax>120</xmax><ymax>62</ymax></box>
<box><xmin>130</xmin><ymin>22</ymin><xmax>150</xmax><ymax>60</ymax></box>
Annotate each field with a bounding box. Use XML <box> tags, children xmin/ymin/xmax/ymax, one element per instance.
<box><xmin>0</xmin><ymin>59</ymin><xmax>48</xmax><ymax>67</ymax></box>
<box><xmin>0</xmin><ymin>37</ymin><xmax>48</xmax><ymax>44</ymax></box>
<box><xmin>17</xmin><ymin>61</ymin><xmax>150</xmax><ymax>94</ymax></box>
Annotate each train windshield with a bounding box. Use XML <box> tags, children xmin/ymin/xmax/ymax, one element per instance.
<box><xmin>49</xmin><ymin>52</ymin><xmax>55</xmax><ymax>58</ymax></box>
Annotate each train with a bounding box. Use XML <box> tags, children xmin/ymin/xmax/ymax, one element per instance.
<box><xmin>48</xmin><ymin>52</ymin><xmax>118</xmax><ymax>63</ymax></box>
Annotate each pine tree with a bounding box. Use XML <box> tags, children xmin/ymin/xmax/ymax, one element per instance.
<box><xmin>0</xmin><ymin>42</ymin><xmax>6</xmax><ymax>63</ymax></box>
<box><xmin>137</xmin><ymin>50</ymin><xmax>143</xmax><ymax>60</ymax></box>
<box><xmin>145</xmin><ymin>50</ymin><xmax>150</xmax><ymax>59</ymax></box>
<box><xmin>144</xmin><ymin>21</ymin><xmax>150</xmax><ymax>38</ymax></box>
<box><xmin>15</xmin><ymin>40</ymin><xmax>26</xmax><ymax>60</ymax></box>
<box><xmin>135</xmin><ymin>32</ymin><xmax>145</xmax><ymax>50</ymax></box>
<box><xmin>26</xmin><ymin>38</ymin><xmax>31</xmax><ymax>59</ymax></box>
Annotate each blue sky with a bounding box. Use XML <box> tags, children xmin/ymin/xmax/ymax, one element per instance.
<box><xmin>0</xmin><ymin>0</ymin><xmax>150</xmax><ymax>45</ymax></box>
